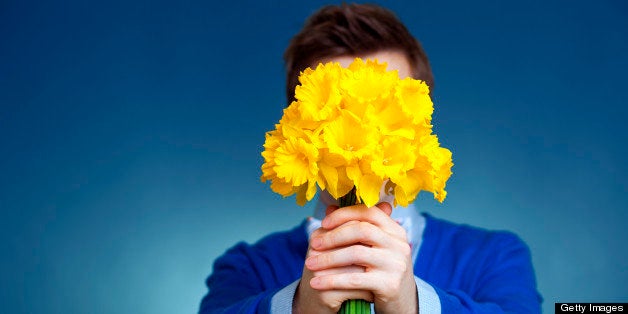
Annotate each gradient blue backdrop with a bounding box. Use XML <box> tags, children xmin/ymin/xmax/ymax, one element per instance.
<box><xmin>1</xmin><ymin>1</ymin><xmax>626</xmax><ymax>313</ymax></box>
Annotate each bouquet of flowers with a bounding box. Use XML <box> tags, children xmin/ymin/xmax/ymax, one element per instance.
<box><xmin>261</xmin><ymin>58</ymin><xmax>452</xmax><ymax>208</ymax></box>
<box><xmin>260</xmin><ymin>58</ymin><xmax>453</xmax><ymax>313</ymax></box>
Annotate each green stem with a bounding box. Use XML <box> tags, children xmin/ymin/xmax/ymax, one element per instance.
<box><xmin>337</xmin><ymin>187</ymin><xmax>371</xmax><ymax>314</ymax></box>
<box><xmin>338</xmin><ymin>299</ymin><xmax>370</xmax><ymax>314</ymax></box>
<box><xmin>338</xmin><ymin>186</ymin><xmax>358</xmax><ymax>207</ymax></box>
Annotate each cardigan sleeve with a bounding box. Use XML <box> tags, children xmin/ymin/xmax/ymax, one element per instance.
<box><xmin>198</xmin><ymin>242</ymin><xmax>277</xmax><ymax>314</ymax></box>
<box><xmin>426</xmin><ymin>232</ymin><xmax>542</xmax><ymax>313</ymax></box>
<box><xmin>198</xmin><ymin>222</ymin><xmax>308</xmax><ymax>314</ymax></box>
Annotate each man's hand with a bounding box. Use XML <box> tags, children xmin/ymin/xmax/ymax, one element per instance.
<box><xmin>294</xmin><ymin>203</ymin><xmax>418</xmax><ymax>314</ymax></box>
<box><xmin>294</xmin><ymin>241</ymin><xmax>374</xmax><ymax>313</ymax></box>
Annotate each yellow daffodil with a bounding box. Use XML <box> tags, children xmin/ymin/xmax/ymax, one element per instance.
<box><xmin>260</xmin><ymin>130</ymin><xmax>283</xmax><ymax>183</ymax></box>
<box><xmin>370</xmin><ymin>136</ymin><xmax>417</xmax><ymax>181</ymax></box>
<box><xmin>364</xmin><ymin>97</ymin><xmax>416</xmax><ymax>139</ymax></box>
<box><xmin>278</xmin><ymin>102</ymin><xmax>320</xmax><ymax>135</ymax></box>
<box><xmin>323</xmin><ymin>110</ymin><xmax>379</xmax><ymax>163</ymax></box>
<box><xmin>261</xmin><ymin>58</ymin><xmax>453</xmax><ymax>208</ymax></box>
<box><xmin>317</xmin><ymin>149</ymin><xmax>355</xmax><ymax>199</ymax></box>
<box><xmin>273</xmin><ymin>137</ymin><xmax>319</xmax><ymax>188</ymax></box>
<box><xmin>396</xmin><ymin>77</ymin><xmax>433</xmax><ymax>126</ymax></box>
<box><xmin>343</xmin><ymin>59</ymin><xmax>398</xmax><ymax>104</ymax></box>
<box><xmin>295</xmin><ymin>62</ymin><xmax>343</xmax><ymax>122</ymax></box>
<box><xmin>428</xmin><ymin>146</ymin><xmax>454</xmax><ymax>203</ymax></box>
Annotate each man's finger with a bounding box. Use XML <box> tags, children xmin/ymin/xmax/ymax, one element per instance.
<box><xmin>376</xmin><ymin>202</ymin><xmax>392</xmax><ymax>216</ymax></box>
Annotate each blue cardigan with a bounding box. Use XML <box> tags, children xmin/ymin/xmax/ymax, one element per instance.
<box><xmin>199</xmin><ymin>214</ymin><xmax>541</xmax><ymax>313</ymax></box>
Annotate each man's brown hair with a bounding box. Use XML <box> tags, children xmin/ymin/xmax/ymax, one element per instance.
<box><xmin>284</xmin><ymin>3</ymin><xmax>434</xmax><ymax>105</ymax></box>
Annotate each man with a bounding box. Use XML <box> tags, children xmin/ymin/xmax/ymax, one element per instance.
<box><xmin>199</xmin><ymin>4</ymin><xmax>541</xmax><ymax>313</ymax></box>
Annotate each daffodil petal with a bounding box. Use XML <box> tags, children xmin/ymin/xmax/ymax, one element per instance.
<box><xmin>358</xmin><ymin>174</ymin><xmax>384</xmax><ymax>208</ymax></box>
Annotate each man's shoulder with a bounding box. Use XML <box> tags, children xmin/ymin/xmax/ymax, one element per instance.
<box><xmin>253</xmin><ymin>219</ymin><xmax>310</xmax><ymax>252</ymax></box>
<box><xmin>213</xmin><ymin>220</ymin><xmax>309</xmax><ymax>285</ymax></box>
<box><xmin>422</xmin><ymin>213</ymin><xmax>529</xmax><ymax>256</ymax></box>
<box><xmin>417</xmin><ymin>213</ymin><xmax>539</xmax><ymax>305</ymax></box>
<box><xmin>224</xmin><ymin>219</ymin><xmax>309</xmax><ymax>263</ymax></box>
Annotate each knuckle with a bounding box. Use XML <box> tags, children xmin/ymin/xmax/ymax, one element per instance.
<box><xmin>392</xmin><ymin>258</ymin><xmax>408</xmax><ymax>273</ymax></box>
<box><xmin>320</xmin><ymin>253</ymin><xmax>332</xmax><ymax>265</ymax></box>
<box><xmin>385</xmin><ymin>276</ymin><xmax>402</xmax><ymax>295</ymax></box>
<box><xmin>350</xmin><ymin>245</ymin><xmax>368</xmax><ymax>262</ymax></box>
<box><xmin>393</xmin><ymin>225</ymin><xmax>408</xmax><ymax>241</ymax></box>
<box><xmin>357</xmin><ymin>222</ymin><xmax>373</xmax><ymax>241</ymax></box>
<box><xmin>328</xmin><ymin>231</ymin><xmax>339</xmax><ymax>246</ymax></box>
<box><xmin>320</xmin><ymin>294</ymin><xmax>336</xmax><ymax>308</ymax></box>
<box><xmin>321</xmin><ymin>276</ymin><xmax>332</xmax><ymax>288</ymax></box>
<box><xmin>348</xmin><ymin>272</ymin><xmax>362</xmax><ymax>287</ymax></box>
<box><xmin>399</xmin><ymin>242</ymin><xmax>412</xmax><ymax>257</ymax></box>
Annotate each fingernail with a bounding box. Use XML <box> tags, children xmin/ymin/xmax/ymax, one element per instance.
<box><xmin>311</xmin><ymin>237</ymin><xmax>322</xmax><ymax>249</ymax></box>
<box><xmin>305</xmin><ymin>256</ymin><xmax>317</xmax><ymax>268</ymax></box>
<box><xmin>321</xmin><ymin>217</ymin><xmax>330</xmax><ymax>228</ymax></box>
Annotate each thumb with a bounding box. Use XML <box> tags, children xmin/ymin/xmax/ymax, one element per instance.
<box><xmin>325</xmin><ymin>205</ymin><xmax>339</xmax><ymax>217</ymax></box>
<box><xmin>375</xmin><ymin>202</ymin><xmax>393</xmax><ymax>216</ymax></box>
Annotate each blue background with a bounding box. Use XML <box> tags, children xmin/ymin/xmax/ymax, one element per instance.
<box><xmin>1</xmin><ymin>1</ymin><xmax>626</xmax><ymax>313</ymax></box>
